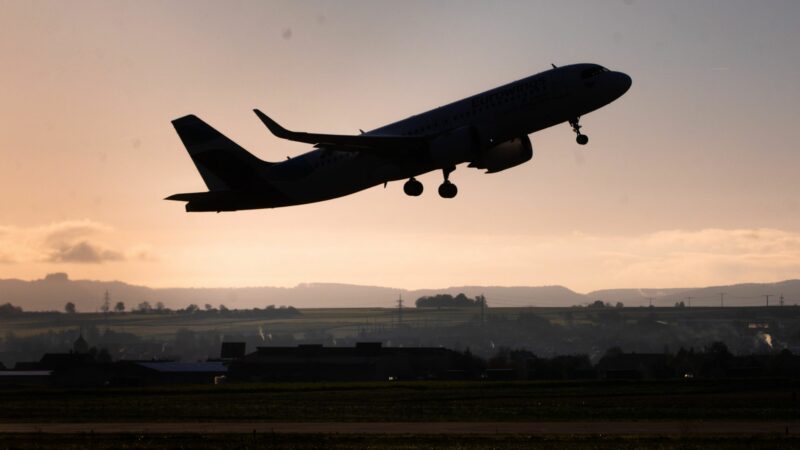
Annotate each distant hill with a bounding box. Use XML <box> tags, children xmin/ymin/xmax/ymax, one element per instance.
<box><xmin>588</xmin><ymin>280</ymin><xmax>800</xmax><ymax>307</ymax></box>
<box><xmin>1</xmin><ymin>273</ymin><xmax>799</xmax><ymax>311</ymax></box>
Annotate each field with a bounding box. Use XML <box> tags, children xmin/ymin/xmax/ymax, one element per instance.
<box><xmin>2</xmin><ymin>380</ymin><xmax>800</xmax><ymax>448</ymax></box>
<box><xmin>3</xmin><ymin>305</ymin><xmax>796</xmax><ymax>339</ymax></box>
<box><xmin>1</xmin><ymin>307</ymin><xmax>481</xmax><ymax>339</ymax></box>
<box><xmin>1</xmin><ymin>379</ymin><xmax>799</xmax><ymax>423</ymax></box>
<box><xmin>1</xmin><ymin>433</ymin><xmax>798</xmax><ymax>450</ymax></box>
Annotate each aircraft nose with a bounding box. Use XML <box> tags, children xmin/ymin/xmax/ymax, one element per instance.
<box><xmin>615</xmin><ymin>71</ymin><xmax>632</xmax><ymax>95</ymax></box>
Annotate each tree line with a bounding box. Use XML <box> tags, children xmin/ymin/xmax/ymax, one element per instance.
<box><xmin>416</xmin><ymin>293</ymin><xmax>486</xmax><ymax>308</ymax></box>
<box><xmin>1</xmin><ymin>301</ymin><xmax>299</xmax><ymax>318</ymax></box>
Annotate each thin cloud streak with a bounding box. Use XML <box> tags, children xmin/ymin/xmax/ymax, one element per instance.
<box><xmin>47</xmin><ymin>240</ymin><xmax>124</xmax><ymax>263</ymax></box>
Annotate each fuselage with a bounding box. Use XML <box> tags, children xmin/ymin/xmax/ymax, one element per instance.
<box><xmin>258</xmin><ymin>64</ymin><xmax>630</xmax><ymax>208</ymax></box>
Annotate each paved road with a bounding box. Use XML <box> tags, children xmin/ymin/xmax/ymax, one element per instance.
<box><xmin>0</xmin><ymin>422</ymin><xmax>797</xmax><ymax>435</ymax></box>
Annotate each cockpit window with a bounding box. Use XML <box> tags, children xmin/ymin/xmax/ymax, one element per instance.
<box><xmin>580</xmin><ymin>66</ymin><xmax>608</xmax><ymax>79</ymax></box>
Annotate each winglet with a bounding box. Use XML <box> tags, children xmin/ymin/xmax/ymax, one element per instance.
<box><xmin>254</xmin><ymin>109</ymin><xmax>293</xmax><ymax>139</ymax></box>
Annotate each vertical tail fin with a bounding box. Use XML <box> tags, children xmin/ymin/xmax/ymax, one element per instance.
<box><xmin>171</xmin><ymin>115</ymin><xmax>272</xmax><ymax>191</ymax></box>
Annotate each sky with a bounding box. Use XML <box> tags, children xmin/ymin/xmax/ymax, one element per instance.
<box><xmin>1</xmin><ymin>0</ymin><xmax>799</xmax><ymax>294</ymax></box>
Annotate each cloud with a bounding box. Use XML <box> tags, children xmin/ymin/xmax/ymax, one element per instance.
<box><xmin>48</xmin><ymin>241</ymin><xmax>124</xmax><ymax>263</ymax></box>
<box><xmin>42</xmin><ymin>220</ymin><xmax>112</xmax><ymax>248</ymax></box>
<box><xmin>0</xmin><ymin>220</ymin><xmax>154</xmax><ymax>265</ymax></box>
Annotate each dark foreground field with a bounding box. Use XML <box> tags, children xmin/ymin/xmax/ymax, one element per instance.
<box><xmin>1</xmin><ymin>379</ymin><xmax>799</xmax><ymax>422</ymax></box>
<box><xmin>1</xmin><ymin>433</ymin><xmax>799</xmax><ymax>450</ymax></box>
<box><xmin>2</xmin><ymin>379</ymin><xmax>800</xmax><ymax>448</ymax></box>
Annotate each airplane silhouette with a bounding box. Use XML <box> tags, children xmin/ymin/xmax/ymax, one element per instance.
<box><xmin>167</xmin><ymin>63</ymin><xmax>631</xmax><ymax>211</ymax></box>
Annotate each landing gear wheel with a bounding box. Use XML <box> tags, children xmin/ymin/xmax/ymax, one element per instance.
<box><xmin>438</xmin><ymin>181</ymin><xmax>458</xmax><ymax>199</ymax></box>
<box><xmin>403</xmin><ymin>178</ymin><xmax>423</xmax><ymax>197</ymax></box>
<box><xmin>569</xmin><ymin>117</ymin><xmax>588</xmax><ymax>146</ymax></box>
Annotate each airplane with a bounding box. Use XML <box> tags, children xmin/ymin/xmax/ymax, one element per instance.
<box><xmin>167</xmin><ymin>63</ymin><xmax>631</xmax><ymax>212</ymax></box>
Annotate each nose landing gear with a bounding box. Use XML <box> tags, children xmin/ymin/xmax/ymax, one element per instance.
<box><xmin>403</xmin><ymin>178</ymin><xmax>423</xmax><ymax>196</ymax></box>
<box><xmin>569</xmin><ymin>117</ymin><xmax>589</xmax><ymax>145</ymax></box>
<box><xmin>438</xmin><ymin>166</ymin><xmax>458</xmax><ymax>199</ymax></box>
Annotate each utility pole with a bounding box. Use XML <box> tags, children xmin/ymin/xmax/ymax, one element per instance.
<box><xmin>685</xmin><ymin>296</ymin><xmax>693</xmax><ymax>308</ymax></box>
<box><xmin>780</xmin><ymin>294</ymin><xmax>785</xmax><ymax>307</ymax></box>
<box><xmin>720</xmin><ymin>292</ymin><xmax>725</xmax><ymax>308</ymax></box>
<box><xmin>396</xmin><ymin>294</ymin><xmax>404</xmax><ymax>326</ymax></box>
<box><xmin>765</xmin><ymin>294</ymin><xmax>772</xmax><ymax>307</ymax></box>
<box><xmin>101</xmin><ymin>290</ymin><xmax>111</xmax><ymax>315</ymax></box>
<box><xmin>648</xmin><ymin>297</ymin><xmax>654</xmax><ymax>308</ymax></box>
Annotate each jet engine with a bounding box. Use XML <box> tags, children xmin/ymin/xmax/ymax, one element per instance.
<box><xmin>469</xmin><ymin>136</ymin><xmax>533</xmax><ymax>173</ymax></box>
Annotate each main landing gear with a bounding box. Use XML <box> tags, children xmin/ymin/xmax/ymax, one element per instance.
<box><xmin>438</xmin><ymin>166</ymin><xmax>457</xmax><ymax>199</ymax></box>
<box><xmin>403</xmin><ymin>177</ymin><xmax>423</xmax><ymax>196</ymax></box>
<box><xmin>403</xmin><ymin>167</ymin><xmax>458</xmax><ymax>199</ymax></box>
<box><xmin>569</xmin><ymin>117</ymin><xmax>589</xmax><ymax>145</ymax></box>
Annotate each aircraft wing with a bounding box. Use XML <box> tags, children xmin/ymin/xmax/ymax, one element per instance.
<box><xmin>254</xmin><ymin>109</ymin><xmax>429</xmax><ymax>153</ymax></box>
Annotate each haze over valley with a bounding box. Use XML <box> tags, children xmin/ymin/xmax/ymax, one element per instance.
<box><xmin>2</xmin><ymin>273</ymin><xmax>799</xmax><ymax>311</ymax></box>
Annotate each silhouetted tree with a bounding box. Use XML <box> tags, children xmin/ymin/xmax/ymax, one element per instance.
<box><xmin>114</xmin><ymin>301</ymin><xmax>125</xmax><ymax>313</ymax></box>
<box><xmin>64</xmin><ymin>302</ymin><xmax>76</xmax><ymax>314</ymax></box>
<box><xmin>136</xmin><ymin>301</ymin><xmax>152</xmax><ymax>313</ymax></box>
<box><xmin>0</xmin><ymin>303</ymin><xmax>23</xmax><ymax>316</ymax></box>
<box><xmin>416</xmin><ymin>293</ymin><xmax>482</xmax><ymax>308</ymax></box>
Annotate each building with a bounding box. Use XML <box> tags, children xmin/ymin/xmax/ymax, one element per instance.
<box><xmin>596</xmin><ymin>353</ymin><xmax>672</xmax><ymax>379</ymax></box>
<box><xmin>107</xmin><ymin>361</ymin><xmax>227</xmax><ymax>386</ymax></box>
<box><xmin>228</xmin><ymin>342</ymin><xmax>470</xmax><ymax>382</ymax></box>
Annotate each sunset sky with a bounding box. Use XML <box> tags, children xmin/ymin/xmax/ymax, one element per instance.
<box><xmin>1</xmin><ymin>0</ymin><xmax>799</xmax><ymax>293</ymax></box>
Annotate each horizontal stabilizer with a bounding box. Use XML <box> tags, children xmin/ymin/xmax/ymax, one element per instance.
<box><xmin>166</xmin><ymin>186</ymin><xmax>293</xmax><ymax>211</ymax></box>
<box><xmin>165</xmin><ymin>191</ymin><xmax>257</xmax><ymax>212</ymax></box>
<box><xmin>165</xmin><ymin>192</ymin><xmax>214</xmax><ymax>202</ymax></box>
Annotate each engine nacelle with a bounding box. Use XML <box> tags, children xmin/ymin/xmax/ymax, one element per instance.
<box><xmin>470</xmin><ymin>136</ymin><xmax>533</xmax><ymax>173</ymax></box>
